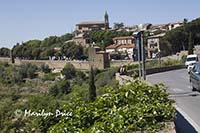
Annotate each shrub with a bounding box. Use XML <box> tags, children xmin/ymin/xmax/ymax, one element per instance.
<box><xmin>181</xmin><ymin>55</ymin><xmax>187</xmax><ymax>64</ymax></box>
<box><xmin>41</xmin><ymin>64</ymin><xmax>51</xmax><ymax>73</ymax></box>
<box><xmin>95</xmin><ymin>67</ymin><xmax>118</xmax><ymax>87</ymax></box>
<box><xmin>49</xmin><ymin>80</ymin><xmax>71</xmax><ymax>96</ymax></box>
<box><xmin>42</xmin><ymin>73</ymin><xmax>57</xmax><ymax>81</ymax></box>
<box><xmin>49</xmin><ymin>80</ymin><xmax>175</xmax><ymax>132</ymax></box>
<box><xmin>61</xmin><ymin>63</ymin><xmax>76</xmax><ymax>79</ymax></box>
<box><xmin>18</xmin><ymin>63</ymin><xmax>38</xmax><ymax>79</ymax></box>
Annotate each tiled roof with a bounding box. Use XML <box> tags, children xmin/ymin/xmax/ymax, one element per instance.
<box><xmin>106</xmin><ymin>44</ymin><xmax>135</xmax><ymax>49</ymax></box>
<box><xmin>76</xmin><ymin>21</ymin><xmax>107</xmax><ymax>25</ymax></box>
<box><xmin>106</xmin><ymin>44</ymin><xmax>121</xmax><ymax>49</ymax></box>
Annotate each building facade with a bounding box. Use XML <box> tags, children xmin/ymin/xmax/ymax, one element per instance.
<box><xmin>147</xmin><ymin>33</ymin><xmax>165</xmax><ymax>58</ymax></box>
<box><xmin>88</xmin><ymin>46</ymin><xmax>110</xmax><ymax>69</ymax></box>
<box><xmin>106</xmin><ymin>36</ymin><xmax>135</xmax><ymax>60</ymax></box>
<box><xmin>73</xmin><ymin>11</ymin><xmax>109</xmax><ymax>46</ymax></box>
<box><xmin>75</xmin><ymin>11</ymin><xmax>109</xmax><ymax>34</ymax></box>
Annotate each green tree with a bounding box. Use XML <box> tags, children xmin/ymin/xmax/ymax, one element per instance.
<box><xmin>49</xmin><ymin>80</ymin><xmax>71</xmax><ymax>96</ymax></box>
<box><xmin>113</xmin><ymin>22</ymin><xmax>124</xmax><ymax>29</ymax></box>
<box><xmin>32</xmin><ymin>48</ymin><xmax>41</xmax><ymax>60</ymax></box>
<box><xmin>49</xmin><ymin>85</ymin><xmax>59</xmax><ymax>96</ymax></box>
<box><xmin>57</xmin><ymin>80</ymin><xmax>71</xmax><ymax>94</ymax></box>
<box><xmin>0</xmin><ymin>47</ymin><xmax>10</xmax><ymax>57</ymax></box>
<box><xmin>41</xmin><ymin>64</ymin><xmax>51</xmax><ymax>73</ymax></box>
<box><xmin>88</xmin><ymin>67</ymin><xmax>96</xmax><ymax>102</ymax></box>
<box><xmin>61</xmin><ymin>63</ymin><xmax>76</xmax><ymax>79</ymax></box>
<box><xmin>188</xmin><ymin>32</ymin><xmax>194</xmax><ymax>55</ymax></box>
<box><xmin>61</xmin><ymin>42</ymin><xmax>84</xmax><ymax>60</ymax></box>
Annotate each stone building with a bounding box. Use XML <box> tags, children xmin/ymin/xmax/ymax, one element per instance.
<box><xmin>88</xmin><ymin>46</ymin><xmax>110</xmax><ymax>69</ymax></box>
<box><xmin>106</xmin><ymin>36</ymin><xmax>135</xmax><ymax>60</ymax></box>
<box><xmin>75</xmin><ymin>11</ymin><xmax>109</xmax><ymax>33</ymax></box>
<box><xmin>147</xmin><ymin>33</ymin><xmax>165</xmax><ymax>58</ymax></box>
<box><xmin>73</xmin><ymin>11</ymin><xmax>109</xmax><ymax>47</ymax></box>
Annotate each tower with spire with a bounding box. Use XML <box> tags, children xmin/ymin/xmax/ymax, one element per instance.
<box><xmin>104</xmin><ymin>11</ymin><xmax>109</xmax><ymax>29</ymax></box>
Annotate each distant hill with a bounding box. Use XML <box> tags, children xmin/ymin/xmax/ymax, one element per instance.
<box><xmin>160</xmin><ymin>17</ymin><xmax>200</xmax><ymax>56</ymax></box>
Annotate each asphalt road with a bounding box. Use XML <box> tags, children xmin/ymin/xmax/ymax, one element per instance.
<box><xmin>147</xmin><ymin>69</ymin><xmax>200</xmax><ymax>133</ymax></box>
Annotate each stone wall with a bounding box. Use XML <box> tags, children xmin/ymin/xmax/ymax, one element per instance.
<box><xmin>0</xmin><ymin>57</ymin><xmax>138</xmax><ymax>70</ymax></box>
<box><xmin>0</xmin><ymin>57</ymin><xmax>90</xmax><ymax>70</ymax></box>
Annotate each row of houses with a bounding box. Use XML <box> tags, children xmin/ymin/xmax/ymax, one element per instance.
<box><xmin>65</xmin><ymin>12</ymin><xmax>183</xmax><ymax>60</ymax></box>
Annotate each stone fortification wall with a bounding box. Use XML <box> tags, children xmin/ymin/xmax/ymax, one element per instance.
<box><xmin>0</xmin><ymin>57</ymin><xmax>137</xmax><ymax>70</ymax></box>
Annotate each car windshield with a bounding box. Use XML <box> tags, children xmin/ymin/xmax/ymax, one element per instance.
<box><xmin>193</xmin><ymin>64</ymin><xmax>200</xmax><ymax>72</ymax></box>
<box><xmin>187</xmin><ymin>57</ymin><xmax>197</xmax><ymax>61</ymax></box>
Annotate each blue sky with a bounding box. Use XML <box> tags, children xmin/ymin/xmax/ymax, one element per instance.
<box><xmin>0</xmin><ymin>0</ymin><xmax>199</xmax><ymax>48</ymax></box>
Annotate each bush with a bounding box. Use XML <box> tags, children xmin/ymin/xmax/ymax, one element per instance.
<box><xmin>41</xmin><ymin>64</ymin><xmax>51</xmax><ymax>73</ymax></box>
<box><xmin>42</xmin><ymin>73</ymin><xmax>57</xmax><ymax>81</ymax></box>
<box><xmin>49</xmin><ymin>80</ymin><xmax>71</xmax><ymax>96</ymax></box>
<box><xmin>49</xmin><ymin>80</ymin><xmax>175</xmax><ymax>132</ymax></box>
<box><xmin>61</xmin><ymin>63</ymin><xmax>76</xmax><ymax>79</ymax></box>
<box><xmin>181</xmin><ymin>55</ymin><xmax>187</xmax><ymax>64</ymax></box>
<box><xmin>95</xmin><ymin>67</ymin><xmax>118</xmax><ymax>87</ymax></box>
<box><xmin>18</xmin><ymin>63</ymin><xmax>38</xmax><ymax>79</ymax></box>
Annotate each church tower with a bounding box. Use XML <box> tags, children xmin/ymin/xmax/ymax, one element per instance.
<box><xmin>104</xmin><ymin>11</ymin><xmax>109</xmax><ymax>29</ymax></box>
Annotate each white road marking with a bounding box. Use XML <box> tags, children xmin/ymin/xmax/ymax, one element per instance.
<box><xmin>175</xmin><ymin>105</ymin><xmax>200</xmax><ymax>132</ymax></box>
<box><xmin>172</xmin><ymin>88</ymin><xmax>184</xmax><ymax>92</ymax></box>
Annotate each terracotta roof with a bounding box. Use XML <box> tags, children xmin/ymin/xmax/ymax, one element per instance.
<box><xmin>113</xmin><ymin>36</ymin><xmax>134</xmax><ymax>40</ymax></box>
<box><xmin>118</xmin><ymin>44</ymin><xmax>135</xmax><ymax>49</ymax></box>
<box><xmin>106</xmin><ymin>44</ymin><xmax>121</xmax><ymax>49</ymax></box>
<box><xmin>76</xmin><ymin>21</ymin><xmax>108</xmax><ymax>25</ymax></box>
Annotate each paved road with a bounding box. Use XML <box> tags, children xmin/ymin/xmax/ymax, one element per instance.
<box><xmin>147</xmin><ymin>69</ymin><xmax>200</xmax><ymax>133</ymax></box>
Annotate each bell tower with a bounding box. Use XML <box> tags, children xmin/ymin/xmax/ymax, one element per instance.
<box><xmin>104</xmin><ymin>11</ymin><xmax>109</xmax><ymax>29</ymax></box>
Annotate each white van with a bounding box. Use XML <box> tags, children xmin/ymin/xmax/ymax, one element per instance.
<box><xmin>185</xmin><ymin>54</ymin><xmax>198</xmax><ymax>67</ymax></box>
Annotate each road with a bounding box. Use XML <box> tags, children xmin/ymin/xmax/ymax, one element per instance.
<box><xmin>147</xmin><ymin>69</ymin><xmax>200</xmax><ymax>133</ymax></box>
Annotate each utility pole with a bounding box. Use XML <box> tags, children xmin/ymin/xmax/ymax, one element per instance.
<box><xmin>140</xmin><ymin>32</ymin><xmax>146</xmax><ymax>80</ymax></box>
<box><xmin>133</xmin><ymin>31</ymin><xmax>146</xmax><ymax>80</ymax></box>
<box><xmin>136</xmin><ymin>36</ymin><xmax>142</xmax><ymax>78</ymax></box>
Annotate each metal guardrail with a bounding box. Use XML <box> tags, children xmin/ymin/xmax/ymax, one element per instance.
<box><xmin>127</xmin><ymin>65</ymin><xmax>185</xmax><ymax>76</ymax></box>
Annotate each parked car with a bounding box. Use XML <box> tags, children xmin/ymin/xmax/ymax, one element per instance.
<box><xmin>185</xmin><ymin>54</ymin><xmax>198</xmax><ymax>67</ymax></box>
<box><xmin>189</xmin><ymin>63</ymin><xmax>200</xmax><ymax>91</ymax></box>
<box><xmin>187</xmin><ymin>62</ymin><xmax>196</xmax><ymax>73</ymax></box>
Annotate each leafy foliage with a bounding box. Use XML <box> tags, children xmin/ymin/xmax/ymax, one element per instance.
<box><xmin>89</xmin><ymin>67</ymin><xmax>96</xmax><ymax>102</ymax></box>
<box><xmin>49</xmin><ymin>80</ymin><xmax>175</xmax><ymax>132</ymax></box>
<box><xmin>113</xmin><ymin>22</ymin><xmax>124</xmax><ymax>29</ymax></box>
<box><xmin>61</xmin><ymin>63</ymin><xmax>76</xmax><ymax>80</ymax></box>
<box><xmin>40</xmin><ymin>64</ymin><xmax>51</xmax><ymax>73</ymax></box>
<box><xmin>188</xmin><ymin>32</ymin><xmax>194</xmax><ymax>54</ymax></box>
<box><xmin>95</xmin><ymin>67</ymin><xmax>119</xmax><ymax>88</ymax></box>
<box><xmin>90</xmin><ymin>30</ymin><xmax>132</xmax><ymax>49</ymax></box>
<box><xmin>160</xmin><ymin>18</ymin><xmax>200</xmax><ymax>55</ymax></box>
<box><xmin>61</xmin><ymin>42</ymin><xmax>85</xmax><ymax>60</ymax></box>
<box><xmin>12</xmin><ymin>34</ymin><xmax>73</xmax><ymax>60</ymax></box>
<box><xmin>49</xmin><ymin>79</ymin><xmax>71</xmax><ymax>97</ymax></box>
<box><xmin>0</xmin><ymin>62</ymin><xmax>38</xmax><ymax>85</ymax></box>
<box><xmin>0</xmin><ymin>47</ymin><xmax>10</xmax><ymax>57</ymax></box>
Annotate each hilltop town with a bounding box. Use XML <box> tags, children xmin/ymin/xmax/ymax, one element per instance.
<box><xmin>0</xmin><ymin>12</ymin><xmax>194</xmax><ymax>66</ymax></box>
<box><xmin>1</xmin><ymin>10</ymin><xmax>200</xmax><ymax>132</ymax></box>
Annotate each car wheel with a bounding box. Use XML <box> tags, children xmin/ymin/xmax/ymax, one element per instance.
<box><xmin>190</xmin><ymin>80</ymin><xmax>196</xmax><ymax>91</ymax></box>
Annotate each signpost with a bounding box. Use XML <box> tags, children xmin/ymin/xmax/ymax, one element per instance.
<box><xmin>133</xmin><ymin>31</ymin><xmax>146</xmax><ymax>80</ymax></box>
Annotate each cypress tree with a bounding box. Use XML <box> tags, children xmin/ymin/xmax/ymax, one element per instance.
<box><xmin>188</xmin><ymin>32</ymin><xmax>194</xmax><ymax>55</ymax></box>
<box><xmin>89</xmin><ymin>66</ymin><xmax>96</xmax><ymax>102</ymax></box>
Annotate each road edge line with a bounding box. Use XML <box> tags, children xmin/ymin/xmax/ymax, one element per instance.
<box><xmin>175</xmin><ymin>105</ymin><xmax>200</xmax><ymax>132</ymax></box>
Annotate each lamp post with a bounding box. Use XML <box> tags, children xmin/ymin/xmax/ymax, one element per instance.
<box><xmin>133</xmin><ymin>31</ymin><xmax>146</xmax><ymax>80</ymax></box>
<box><xmin>140</xmin><ymin>32</ymin><xmax>146</xmax><ymax>80</ymax></box>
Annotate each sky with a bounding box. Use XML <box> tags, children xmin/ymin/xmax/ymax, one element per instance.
<box><xmin>0</xmin><ymin>0</ymin><xmax>200</xmax><ymax>48</ymax></box>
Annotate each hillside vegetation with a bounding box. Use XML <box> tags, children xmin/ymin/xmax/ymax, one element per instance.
<box><xmin>160</xmin><ymin>18</ymin><xmax>200</xmax><ymax>56</ymax></box>
<box><xmin>0</xmin><ymin>62</ymin><xmax>175</xmax><ymax>132</ymax></box>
